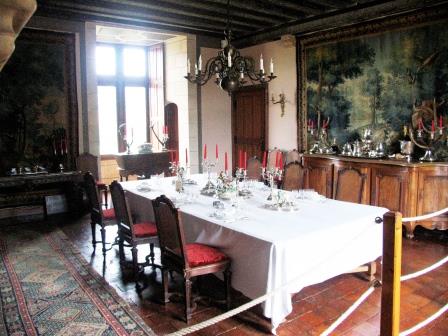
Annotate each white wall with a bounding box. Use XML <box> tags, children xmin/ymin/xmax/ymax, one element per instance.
<box><xmin>241</xmin><ymin>39</ymin><xmax>297</xmax><ymax>151</ymax></box>
<box><xmin>199</xmin><ymin>38</ymin><xmax>298</xmax><ymax>169</ymax></box>
<box><xmin>165</xmin><ymin>35</ymin><xmax>200</xmax><ymax>173</ymax></box>
<box><xmin>200</xmin><ymin>47</ymin><xmax>232</xmax><ymax>172</ymax></box>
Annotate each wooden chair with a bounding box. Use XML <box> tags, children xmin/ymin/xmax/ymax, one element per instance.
<box><xmin>110</xmin><ymin>181</ymin><xmax>159</xmax><ymax>281</ymax></box>
<box><xmin>267</xmin><ymin>148</ymin><xmax>282</xmax><ymax>170</ymax></box>
<box><xmin>77</xmin><ymin>152</ymin><xmax>109</xmax><ymax>208</ymax></box>
<box><xmin>246</xmin><ymin>156</ymin><xmax>261</xmax><ymax>180</ymax></box>
<box><xmin>285</xmin><ymin>149</ymin><xmax>301</xmax><ymax>165</ymax></box>
<box><xmin>282</xmin><ymin>162</ymin><xmax>305</xmax><ymax>191</ymax></box>
<box><xmin>152</xmin><ymin>195</ymin><xmax>231</xmax><ymax>322</ymax></box>
<box><xmin>83</xmin><ymin>172</ymin><xmax>116</xmax><ymax>256</ymax></box>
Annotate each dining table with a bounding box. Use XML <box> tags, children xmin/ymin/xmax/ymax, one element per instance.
<box><xmin>120</xmin><ymin>174</ymin><xmax>388</xmax><ymax>333</ymax></box>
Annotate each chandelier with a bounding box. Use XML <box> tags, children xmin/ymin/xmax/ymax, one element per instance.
<box><xmin>184</xmin><ymin>0</ymin><xmax>276</xmax><ymax>94</ymax></box>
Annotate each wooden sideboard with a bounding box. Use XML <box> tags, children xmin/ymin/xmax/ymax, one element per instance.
<box><xmin>0</xmin><ymin>172</ymin><xmax>83</xmax><ymax>220</ymax></box>
<box><xmin>301</xmin><ymin>154</ymin><xmax>448</xmax><ymax>238</ymax></box>
<box><xmin>114</xmin><ymin>151</ymin><xmax>172</xmax><ymax>181</ymax></box>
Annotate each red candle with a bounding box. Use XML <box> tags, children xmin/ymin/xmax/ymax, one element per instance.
<box><xmin>439</xmin><ymin>115</ymin><xmax>443</xmax><ymax>128</ymax></box>
<box><xmin>185</xmin><ymin>148</ymin><xmax>188</xmax><ymax>164</ymax></box>
<box><xmin>279</xmin><ymin>152</ymin><xmax>283</xmax><ymax>169</ymax></box>
<box><xmin>432</xmin><ymin>120</ymin><xmax>435</xmax><ymax>132</ymax></box>
<box><xmin>262</xmin><ymin>151</ymin><xmax>267</xmax><ymax>168</ymax></box>
<box><xmin>204</xmin><ymin>144</ymin><xmax>207</xmax><ymax>160</ymax></box>
<box><xmin>418</xmin><ymin>118</ymin><xmax>422</xmax><ymax>130</ymax></box>
<box><xmin>215</xmin><ymin>144</ymin><xmax>219</xmax><ymax>159</ymax></box>
<box><xmin>225</xmin><ymin>152</ymin><xmax>228</xmax><ymax>172</ymax></box>
<box><xmin>244</xmin><ymin>152</ymin><xmax>247</xmax><ymax>170</ymax></box>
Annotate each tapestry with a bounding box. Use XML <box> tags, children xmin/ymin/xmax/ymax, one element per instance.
<box><xmin>299</xmin><ymin>9</ymin><xmax>448</xmax><ymax>154</ymax></box>
<box><xmin>0</xmin><ymin>29</ymin><xmax>78</xmax><ymax>175</ymax></box>
<box><xmin>0</xmin><ymin>225</ymin><xmax>156</xmax><ymax>335</ymax></box>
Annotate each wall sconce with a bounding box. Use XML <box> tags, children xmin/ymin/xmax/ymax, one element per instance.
<box><xmin>271</xmin><ymin>93</ymin><xmax>286</xmax><ymax>117</ymax></box>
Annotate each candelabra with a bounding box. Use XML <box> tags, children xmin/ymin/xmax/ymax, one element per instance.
<box><xmin>150</xmin><ymin>124</ymin><xmax>169</xmax><ymax>151</ymax></box>
<box><xmin>169</xmin><ymin>161</ymin><xmax>185</xmax><ymax>193</ymax></box>
<box><xmin>235</xmin><ymin>167</ymin><xmax>251</xmax><ymax>197</ymax></box>
<box><xmin>118</xmin><ymin>123</ymin><xmax>133</xmax><ymax>154</ymax></box>
<box><xmin>261</xmin><ymin>167</ymin><xmax>282</xmax><ymax>201</ymax></box>
<box><xmin>201</xmin><ymin>159</ymin><xmax>217</xmax><ymax>196</ymax></box>
<box><xmin>307</xmin><ymin>119</ymin><xmax>333</xmax><ymax>154</ymax></box>
<box><xmin>409</xmin><ymin>99</ymin><xmax>446</xmax><ymax>162</ymax></box>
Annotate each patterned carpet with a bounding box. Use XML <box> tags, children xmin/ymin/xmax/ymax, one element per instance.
<box><xmin>0</xmin><ymin>224</ymin><xmax>156</xmax><ymax>336</ymax></box>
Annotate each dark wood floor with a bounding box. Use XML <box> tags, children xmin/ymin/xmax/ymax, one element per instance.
<box><xmin>55</xmin><ymin>214</ymin><xmax>447</xmax><ymax>335</ymax></box>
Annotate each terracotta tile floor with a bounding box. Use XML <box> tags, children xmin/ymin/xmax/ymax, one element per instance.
<box><xmin>58</xmin><ymin>215</ymin><xmax>447</xmax><ymax>335</ymax></box>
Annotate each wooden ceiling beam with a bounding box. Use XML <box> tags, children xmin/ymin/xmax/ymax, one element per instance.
<box><xmin>37</xmin><ymin>0</ymin><xmax>261</xmax><ymax>34</ymax></box>
<box><xmin>305</xmin><ymin>0</ymin><xmax>354</xmax><ymax>9</ymax></box>
<box><xmin>233</xmin><ymin>0</ymin><xmax>446</xmax><ymax>47</ymax></box>
<box><xmin>203</xmin><ymin>0</ymin><xmax>301</xmax><ymax>20</ymax></box>
<box><xmin>256</xmin><ymin>0</ymin><xmax>325</xmax><ymax>16</ymax></box>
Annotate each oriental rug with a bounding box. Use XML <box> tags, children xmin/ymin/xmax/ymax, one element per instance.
<box><xmin>0</xmin><ymin>224</ymin><xmax>156</xmax><ymax>336</ymax></box>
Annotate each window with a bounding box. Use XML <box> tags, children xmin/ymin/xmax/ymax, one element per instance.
<box><xmin>96</xmin><ymin>44</ymin><xmax>164</xmax><ymax>154</ymax></box>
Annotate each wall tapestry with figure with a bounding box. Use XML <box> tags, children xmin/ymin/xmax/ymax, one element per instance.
<box><xmin>298</xmin><ymin>7</ymin><xmax>448</xmax><ymax>160</ymax></box>
<box><xmin>0</xmin><ymin>29</ymin><xmax>78</xmax><ymax>176</ymax></box>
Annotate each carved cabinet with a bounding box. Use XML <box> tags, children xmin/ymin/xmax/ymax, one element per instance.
<box><xmin>301</xmin><ymin>154</ymin><xmax>448</xmax><ymax>238</ymax></box>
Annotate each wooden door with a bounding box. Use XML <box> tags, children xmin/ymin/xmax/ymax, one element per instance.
<box><xmin>333</xmin><ymin>162</ymin><xmax>370</xmax><ymax>204</ymax></box>
<box><xmin>232</xmin><ymin>85</ymin><xmax>267</xmax><ymax>170</ymax></box>
<box><xmin>302</xmin><ymin>157</ymin><xmax>333</xmax><ymax>198</ymax></box>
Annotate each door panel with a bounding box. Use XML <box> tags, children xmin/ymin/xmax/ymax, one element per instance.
<box><xmin>232</xmin><ymin>86</ymin><xmax>266</xmax><ymax>170</ymax></box>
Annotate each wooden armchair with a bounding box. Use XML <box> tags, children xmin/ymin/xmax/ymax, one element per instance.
<box><xmin>152</xmin><ymin>195</ymin><xmax>231</xmax><ymax>322</ymax></box>
<box><xmin>285</xmin><ymin>149</ymin><xmax>301</xmax><ymax>165</ymax></box>
<box><xmin>77</xmin><ymin>152</ymin><xmax>109</xmax><ymax>208</ymax></box>
<box><xmin>267</xmin><ymin>148</ymin><xmax>282</xmax><ymax>171</ymax></box>
<box><xmin>282</xmin><ymin>162</ymin><xmax>305</xmax><ymax>191</ymax></box>
<box><xmin>109</xmin><ymin>181</ymin><xmax>159</xmax><ymax>281</ymax></box>
<box><xmin>83</xmin><ymin>172</ymin><xmax>116</xmax><ymax>256</ymax></box>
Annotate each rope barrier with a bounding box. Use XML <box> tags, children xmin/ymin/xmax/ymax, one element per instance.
<box><xmin>399</xmin><ymin>303</ymin><xmax>448</xmax><ymax>336</ymax></box>
<box><xmin>320</xmin><ymin>282</ymin><xmax>379</xmax><ymax>336</ymax></box>
<box><xmin>402</xmin><ymin>206</ymin><xmax>448</xmax><ymax>222</ymax></box>
<box><xmin>400</xmin><ymin>255</ymin><xmax>448</xmax><ymax>282</ymax></box>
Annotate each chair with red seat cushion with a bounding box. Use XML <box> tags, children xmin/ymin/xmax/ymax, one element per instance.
<box><xmin>84</xmin><ymin>172</ymin><xmax>116</xmax><ymax>256</ymax></box>
<box><xmin>77</xmin><ymin>153</ymin><xmax>109</xmax><ymax>208</ymax></box>
<box><xmin>152</xmin><ymin>195</ymin><xmax>231</xmax><ymax>322</ymax></box>
<box><xmin>110</xmin><ymin>181</ymin><xmax>159</xmax><ymax>282</ymax></box>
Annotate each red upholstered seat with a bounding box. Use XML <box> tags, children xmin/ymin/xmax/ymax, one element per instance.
<box><xmin>186</xmin><ymin>243</ymin><xmax>228</xmax><ymax>267</ymax></box>
<box><xmin>102</xmin><ymin>208</ymin><xmax>115</xmax><ymax>220</ymax></box>
<box><xmin>134</xmin><ymin>221</ymin><xmax>158</xmax><ymax>238</ymax></box>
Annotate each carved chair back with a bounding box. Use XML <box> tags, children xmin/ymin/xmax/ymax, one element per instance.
<box><xmin>83</xmin><ymin>172</ymin><xmax>104</xmax><ymax>222</ymax></box>
<box><xmin>282</xmin><ymin>162</ymin><xmax>305</xmax><ymax>191</ymax></box>
<box><xmin>246</xmin><ymin>156</ymin><xmax>261</xmax><ymax>180</ymax></box>
<box><xmin>285</xmin><ymin>149</ymin><xmax>301</xmax><ymax>165</ymax></box>
<box><xmin>152</xmin><ymin>195</ymin><xmax>188</xmax><ymax>269</ymax></box>
<box><xmin>110</xmin><ymin>181</ymin><xmax>137</xmax><ymax>241</ymax></box>
<box><xmin>267</xmin><ymin>148</ymin><xmax>282</xmax><ymax>170</ymax></box>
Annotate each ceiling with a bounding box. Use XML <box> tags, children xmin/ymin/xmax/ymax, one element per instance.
<box><xmin>35</xmin><ymin>0</ymin><xmax>430</xmax><ymax>46</ymax></box>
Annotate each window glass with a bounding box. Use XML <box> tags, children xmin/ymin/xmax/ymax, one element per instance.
<box><xmin>96</xmin><ymin>46</ymin><xmax>116</xmax><ymax>76</ymax></box>
<box><xmin>123</xmin><ymin>47</ymin><xmax>146</xmax><ymax>77</ymax></box>
<box><xmin>97</xmin><ymin>86</ymin><xmax>118</xmax><ymax>154</ymax></box>
<box><xmin>125</xmin><ymin>86</ymin><xmax>147</xmax><ymax>149</ymax></box>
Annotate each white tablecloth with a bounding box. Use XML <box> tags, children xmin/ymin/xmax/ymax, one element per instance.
<box><xmin>121</xmin><ymin>175</ymin><xmax>387</xmax><ymax>333</ymax></box>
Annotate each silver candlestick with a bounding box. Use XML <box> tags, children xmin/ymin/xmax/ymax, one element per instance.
<box><xmin>262</xmin><ymin>167</ymin><xmax>282</xmax><ymax>201</ymax></box>
<box><xmin>201</xmin><ymin>159</ymin><xmax>217</xmax><ymax>196</ymax></box>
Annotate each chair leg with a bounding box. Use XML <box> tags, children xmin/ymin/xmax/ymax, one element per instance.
<box><xmin>118</xmin><ymin>237</ymin><xmax>125</xmax><ymax>265</ymax></box>
<box><xmin>91</xmin><ymin>221</ymin><xmax>96</xmax><ymax>250</ymax></box>
<box><xmin>100</xmin><ymin>226</ymin><xmax>107</xmax><ymax>256</ymax></box>
<box><xmin>131</xmin><ymin>245</ymin><xmax>139</xmax><ymax>281</ymax></box>
<box><xmin>162</xmin><ymin>268</ymin><xmax>170</xmax><ymax>303</ymax></box>
<box><xmin>184</xmin><ymin>277</ymin><xmax>192</xmax><ymax>323</ymax></box>
<box><xmin>149</xmin><ymin>243</ymin><xmax>155</xmax><ymax>265</ymax></box>
<box><xmin>224</xmin><ymin>267</ymin><xmax>232</xmax><ymax>311</ymax></box>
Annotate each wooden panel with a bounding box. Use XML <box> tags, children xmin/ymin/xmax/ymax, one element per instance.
<box><xmin>371</xmin><ymin>166</ymin><xmax>409</xmax><ymax>213</ymax></box>
<box><xmin>333</xmin><ymin>162</ymin><xmax>370</xmax><ymax>204</ymax></box>
<box><xmin>417</xmin><ymin>167</ymin><xmax>448</xmax><ymax>232</ymax></box>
